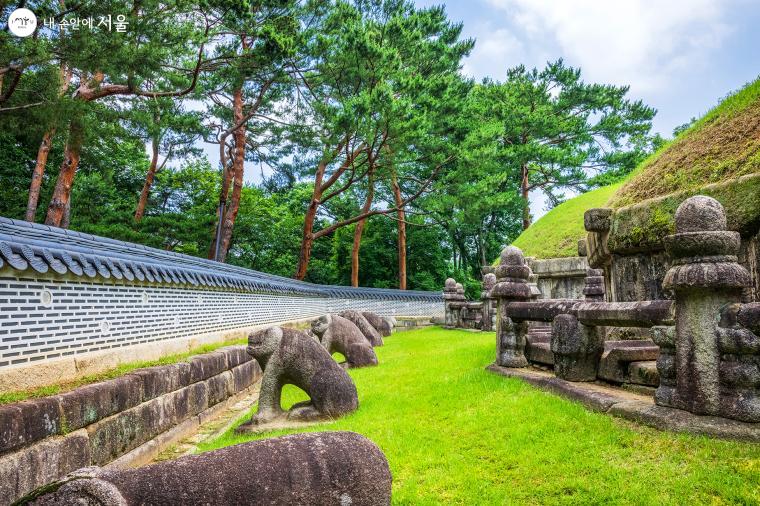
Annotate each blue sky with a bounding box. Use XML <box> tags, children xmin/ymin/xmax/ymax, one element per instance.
<box><xmin>419</xmin><ymin>0</ymin><xmax>760</xmax><ymax>137</ymax></box>
<box><xmin>412</xmin><ymin>0</ymin><xmax>760</xmax><ymax>217</ymax></box>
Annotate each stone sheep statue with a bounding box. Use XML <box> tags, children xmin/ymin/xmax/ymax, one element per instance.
<box><xmin>239</xmin><ymin>327</ymin><xmax>358</xmax><ymax>427</ymax></box>
<box><xmin>362</xmin><ymin>312</ymin><xmax>393</xmax><ymax>337</ymax></box>
<box><xmin>28</xmin><ymin>431</ymin><xmax>392</xmax><ymax>505</ymax></box>
<box><xmin>340</xmin><ymin>310</ymin><xmax>383</xmax><ymax>346</ymax></box>
<box><xmin>311</xmin><ymin>314</ymin><xmax>378</xmax><ymax>368</ymax></box>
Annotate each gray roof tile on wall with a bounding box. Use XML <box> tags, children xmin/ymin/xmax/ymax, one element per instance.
<box><xmin>0</xmin><ymin>217</ymin><xmax>442</xmax><ymax>302</ymax></box>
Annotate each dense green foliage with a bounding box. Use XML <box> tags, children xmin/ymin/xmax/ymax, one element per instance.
<box><xmin>1</xmin><ymin>1</ymin><xmax>658</xmax><ymax>290</ymax></box>
<box><xmin>200</xmin><ymin>328</ymin><xmax>760</xmax><ymax>504</ymax></box>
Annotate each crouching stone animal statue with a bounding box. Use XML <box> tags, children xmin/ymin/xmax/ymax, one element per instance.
<box><xmin>340</xmin><ymin>310</ymin><xmax>384</xmax><ymax>346</ymax></box>
<box><xmin>239</xmin><ymin>326</ymin><xmax>358</xmax><ymax>428</ymax></box>
<box><xmin>312</xmin><ymin>314</ymin><xmax>378</xmax><ymax>368</ymax></box>
<box><xmin>362</xmin><ymin>311</ymin><xmax>393</xmax><ymax>337</ymax></box>
<box><xmin>27</xmin><ymin>432</ymin><xmax>392</xmax><ymax>506</ymax></box>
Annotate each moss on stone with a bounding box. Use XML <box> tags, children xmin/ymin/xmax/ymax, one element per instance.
<box><xmin>608</xmin><ymin>173</ymin><xmax>760</xmax><ymax>253</ymax></box>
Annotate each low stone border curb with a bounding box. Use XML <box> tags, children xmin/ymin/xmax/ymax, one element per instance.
<box><xmin>487</xmin><ymin>364</ymin><xmax>760</xmax><ymax>442</ymax></box>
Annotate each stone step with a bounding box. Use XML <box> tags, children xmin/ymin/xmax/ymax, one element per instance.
<box><xmin>526</xmin><ymin>338</ymin><xmax>554</xmax><ymax>365</ymax></box>
<box><xmin>598</xmin><ymin>339</ymin><xmax>659</xmax><ymax>384</ymax></box>
<box><xmin>628</xmin><ymin>360</ymin><xmax>659</xmax><ymax>387</ymax></box>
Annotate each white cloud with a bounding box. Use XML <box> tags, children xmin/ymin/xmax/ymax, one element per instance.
<box><xmin>479</xmin><ymin>0</ymin><xmax>732</xmax><ymax>92</ymax></box>
<box><xmin>461</xmin><ymin>27</ymin><xmax>525</xmax><ymax>79</ymax></box>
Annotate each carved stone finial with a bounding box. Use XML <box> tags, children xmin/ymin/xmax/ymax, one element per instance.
<box><xmin>482</xmin><ymin>272</ymin><xmax>497</xmax><ymax>294</ymax></box>
<box><xmin>663</xmin><ymin>196</ymin><xmax>750</xmax><ymax>290</ymax></box>
<box><xmin>492</xmin><ymin>246</ymin><xmax>531</xmax><ymax>300</ymax></box>
<box><xmin>584</xmin><ymin>208</ymin><xmax>612</xmax><ymax>232</ymax></box>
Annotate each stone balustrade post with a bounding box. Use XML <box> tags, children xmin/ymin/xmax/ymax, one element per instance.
<box><xmin>481</xmin><ymin>272</ymin><xmax>497</xmax><ymax>332</ymax></box>
<box><xmin>550</xmin><ymin>269</ymin><xmax>606</xmax><ymax>381</ymax></box>
<box><xmin>660</xmin><ymin>196</ymin><xmax>751</xmax><ymax>416</ymax></box>
<box><xmin>443</xmin><ymin>278</ymin><xmax>466</xmax><ymax>329</ymax></box>
<box><xmin>583</xmin><ymin>268</ymin><xmax>605</xmax><ymax>302</ymax></box>
<box><xmin>493</xmin><ymin>246</ymin><xmax>532</xmax><ymax>367</ymax></box>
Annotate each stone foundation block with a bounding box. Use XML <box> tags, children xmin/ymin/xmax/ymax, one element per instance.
<box><xmin>206</xmin><ymin>370</ymin><xmax>234</xmax><ymax>407</ymax></box>
<box><xmin>232</xmin><ymin>361</ymin><xmax>260</xmax><ymax>392</ymax></box>
<box><xmin>189</xmin><ymin>352</ymin><xmax>228</xmax><ymax>383</ymax></box>
<box><xmin>597</xmin><ymin>339</ymin><xmax>659</xmax><ymax>384</ymax></box>
<box><xmin>0</xmin><ymin>429</ymin><xmax>90</xmax><ymax>505</ymax></box>
<box><xmin>0</xmin><ymin>397</ymin><xmax>61</xmax><ymax>455</ymax></box>
<box><xmin>218</xmin><ymin>346</ymin><xmax>250</xmax><ymax>369</ymax></box>
<box><xmin>87</xmin><ymin>393</ymin><xmax>179</xmax><ymax>466</ymax></box>
<box><xmin>58</xmin><ymin>375</ymin><xmax>143</xmax><ymax>432</ymax></box>
<box><xmin>129</xmin><ymin>362</ymin><xmax>190</xmax><ymax>401</ymax></box>
<box><xmin>172</xmin><ymin>381</ymin><xmax>208</xmax><ymax>422</ymax></box>
<box><xmin>628</xmin><ymin>361</ymin><xmax>659</xmax><ymax>386</ymax></box>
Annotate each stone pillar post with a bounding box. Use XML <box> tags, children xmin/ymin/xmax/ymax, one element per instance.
<box><xmin>443</xmin><ymin>278</ymin><xmax>459</xmax><ymax>329</ymax></box>
<box><xmin>493</xmin><ymin>246</ymin><xmax>531</xmax><ymax>367</ymax></box>
<box><xmin>551</xmin><ymin>268</ymin><xmax>606</xmax><ymax>381</ymax></box>
<box><xmin>443</xmin><ymin>278</ymin><xmax>466</xmax><ymax>329</ymax></box>
<box><xmin>660</xmin><ymin>196</ymin><xmax>751</xmax><ymax>416</ymax></box>
<box><xmin>481</xmin><ymin>272</ymin><xmax>497</xmax><ymax>332</ymax></box>
<box><xmin>451</xmin><ymin>283</ymin><xmax>467</xmax><ymax>328</ymax></box>
<box><xmin>583</xmin><ymin>268</ymin><xmax>605</xmax><ymax>301</ymax></box>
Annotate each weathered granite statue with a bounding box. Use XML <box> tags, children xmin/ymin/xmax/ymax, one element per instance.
<box><xmin>655</xmin><ymin>196</ymin><xmax>755</xmax><ymax>421</ymax></box>
<box><xmin>27</xmin><ymin>432</ymin><xmax>392</xmax><ymax>505</ymax></box>
<box><xmin>362</xmin><ymin>311</ymin><xmax>393</xmax><ymax>337</ymax></box>
<box><xmin>493</xmin><ymin>246</ymin><xmax>532</xmax><ymax>367</ymax></box>
<box><xmin>240</xmin><ymin>326</ymin><xmax>358</xmax><ymax>426</ymax></box>
<box><xmin>312</xmin><ymin>314</ymin><xmax>378</xmax><ymax>368</ymax></box>
<box><xmin>481</xmin><ymin>272</ymin><xmax>497</xmax><ymax>332</ymax></box>
<box><xmin>340</xmin><ymin>310</ymin><xmax>383</xmax><ymax>346</ymax></box>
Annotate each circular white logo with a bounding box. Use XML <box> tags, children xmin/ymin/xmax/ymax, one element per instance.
<box><xmin>8</xmin><ymin>8</ymin><xmax>37</xmax><ymax>37</ymax></box>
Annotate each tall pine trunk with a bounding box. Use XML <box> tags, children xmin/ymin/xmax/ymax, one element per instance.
<box><xmin>208</xmin><ymin>160</ymin><xmax>234</xmax><ymax>259</ymax></box>
<box><xmin>134</xmin><ymin>138</ymin><xmax>160</xmax><ymax>222</ymax></box>
<box><xmin>26</xmin><ymin>66</ymin><xmax>71</xmax><ymax>222</ymax></box>
<box><xmin>295</xmin><ymin>177</ymin><xmax>323</xmax><ymax>280</ymax></box>
<box><xmin>44</xmin><ymin>119</ymin><xmax>83</xmax><ymax>228</ymax></box>
<box><xmin>217</xmin><ymin>87</ymin><xmax>246</xmax><ymax>262</ymax></box>
<box><xmin>521</xmin><ymin>162</ymin><xmax>531</xmax><ymax>230</ymax></box>
<box><xmin>391</xmin><ymin>172</ymin><xmax>407</xmax><ymax>290</ymax></box>
<box><xmin>350</xmin><ymin>174</ymin><xmax>375</xmax><ymax>287</ymax></box>
<box><xmin>26</xmin><ymin>129</ymin><xmax>56</xmax><ymax>222</ymax></box>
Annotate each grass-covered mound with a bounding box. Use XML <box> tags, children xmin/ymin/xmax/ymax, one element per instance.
<box><xmin>510</xmin><ymin>183</ymin><xmax>622</xmax><ymax>259</ymax></box>
<box><xmin>611</xmin><ymin>77</ymin><xmax>760</xmax><ymax>208</ymax></box>
<box><xmin>509</xmin><ymin>77</ymin><xmax>760</xmax><ymax>259</ymax></box>
<box><xmin>199</xmin><ymin>328</ymin><xmax>759</xmax><ymax>504</ymax></box>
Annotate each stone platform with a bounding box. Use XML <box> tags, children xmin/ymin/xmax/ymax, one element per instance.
<box><xmin>487</xmin><ymin>364</ymin><xmax>760</xmax><ymax>442</ymax></box>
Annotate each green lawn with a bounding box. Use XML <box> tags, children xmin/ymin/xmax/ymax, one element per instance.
<box><xmin>199</xmin><ymin>327</ymin><xmax>760</xmax><ymax>505</ymax></box>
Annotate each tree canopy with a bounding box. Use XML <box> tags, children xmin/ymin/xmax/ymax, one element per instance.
<box><xmin>0</xmin><ymin>1</ymin><xmax>659</xmax><ymax>294</ymax></box>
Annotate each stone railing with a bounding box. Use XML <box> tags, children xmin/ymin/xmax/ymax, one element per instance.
<box><xmin>443</xmin><ymin>278</ymin><xmax>485</xmax><ymax>330</ymax></box>
<box><xmin>493</xmin><ymin>196</ymin><xmax>759</xmax><ymax>424</ymax></box>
